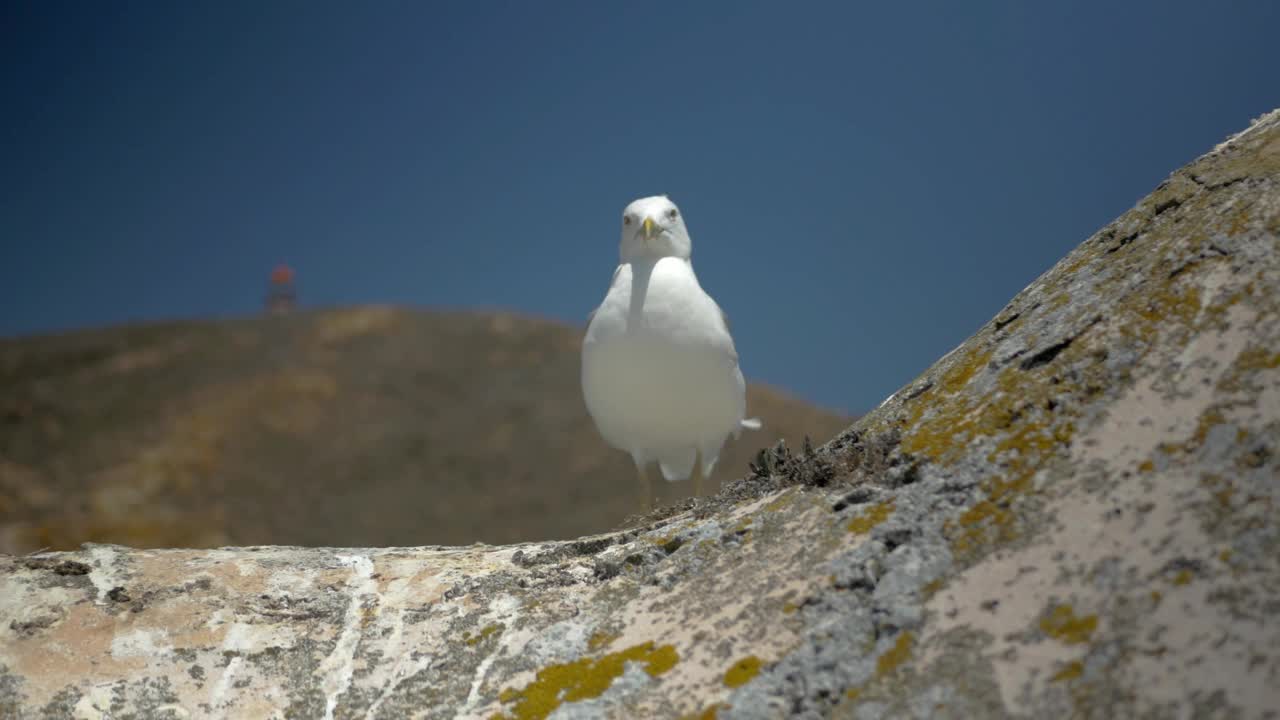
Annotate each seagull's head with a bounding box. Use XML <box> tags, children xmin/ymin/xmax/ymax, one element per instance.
<box><xmin>619</xmin><ymin>195</ymin><xmax>692</xmax><ymax>262</ymax></box>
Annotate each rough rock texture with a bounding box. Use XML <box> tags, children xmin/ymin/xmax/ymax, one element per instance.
<box><xmin>3</xmin><ymin>110</ymin><xmax>1279</xmax><ymax>719</ymax></box>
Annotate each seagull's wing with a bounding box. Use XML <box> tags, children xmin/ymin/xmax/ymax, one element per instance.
<box><xmin>704</xmin><ymin>299</ymin><xmax>739</xmax><ymax>364</ymax></box>
<box><xmin>586</xmin><ymin>266</ymin><xmax>624</xmax><ymax>329</ymax></box>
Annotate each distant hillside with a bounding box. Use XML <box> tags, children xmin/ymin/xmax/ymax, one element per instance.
<box><xmin>0</xmin><ymin>306</ymin><xmax>850</xmax><ymax>552</ymax></box>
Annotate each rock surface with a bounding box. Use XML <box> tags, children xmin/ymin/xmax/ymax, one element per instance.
<box><xmin>3</xmin><ymin>110</ymin><xmax>1279</xmax><ymax>719</ymax></box>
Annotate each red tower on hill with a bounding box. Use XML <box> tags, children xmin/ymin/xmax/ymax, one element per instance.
<box><xmin>266</xmin><ymin>264</ymin><xmax>297</xmax><ymax>314</ymax></box>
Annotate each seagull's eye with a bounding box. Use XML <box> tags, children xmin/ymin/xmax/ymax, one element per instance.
<box><xmin>623</xmin><ymin>215</ymin><xmax>632</xmax><ymax>225</ymax></box>
<box><xmin>667</xmin><ymin>208</ymin><xmax>679</xmax><ymax>219</ymax></box>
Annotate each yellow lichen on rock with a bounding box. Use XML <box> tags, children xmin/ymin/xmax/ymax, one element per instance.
<box><xmin>876</xmin><ymin>632</ymin><xmax>914</xmax><ymax>677</ymax></box>
<box><xmin>723</xmin><ymin>656</ymin><xmax>762</xmax><ymax>688</ymax></box>
<box><xmin>1039</xmin><ymin>605</ymin><xmax>1098</xmax><ymax>645</ymax></box>
<box><xmin>586</xmin><ymin>630</ymin><xmax>618</xmax><ymax>652</ymax></box>
<box><xmin>465</xmin><ymin>623</ymin><xmax>503</xmax><ymax>647</ymax></box>
<box><xmin>1233</xmin><ymin>345</ymin><xmax>1280</xmax><ymax>371</ymax></box>
<box><xmin>846</xmin><ymin>501</ymin><xmax>895</xmax><ymax>534</ymax></box>
<box><xmin>1050</xmin><ymin>661</ymin><xmax>1084</xmax><ymax>682</ymax></box>
<box><xmin>900</xmin><ymin>347</ymin><xmax>993</xmax><ymax>462</ymax></box>
<box><xmin>492</xmin><ymin>642</ymin><xmax>679</xmax><ymax>720</ymax></box>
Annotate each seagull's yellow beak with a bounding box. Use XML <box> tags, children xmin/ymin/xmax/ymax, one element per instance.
<box><xmin>642</xmin><ymin>217</ymin><xmax>656</xmax><ymax>239</ymax></box>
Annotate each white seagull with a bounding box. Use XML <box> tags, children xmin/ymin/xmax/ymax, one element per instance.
<box><xmin>582</xmin><ymin>195</ymin><xmax>761</xmax><ymax>510</ymax></box>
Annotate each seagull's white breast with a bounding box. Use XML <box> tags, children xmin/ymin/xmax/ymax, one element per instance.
<box><xmin>582</xmin><ymin>257</ymin><xmax>747</xmax><ymax>458</ymax></box>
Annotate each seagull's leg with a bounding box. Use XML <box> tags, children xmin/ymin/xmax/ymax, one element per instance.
<box><xmin>635</xmin><ymin>462</ymin><xmax>652</xmax><ymax>513</ymax></box>
<box><xmin>692</xmin><ymin>455</ymin><xmax>704</xmax><ymax>499</ymax></box>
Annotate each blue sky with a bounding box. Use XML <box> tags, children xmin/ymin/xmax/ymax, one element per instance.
<box><xmin>2</xmin><ymin>1</ymin><xmax>1277</xmax><ymax>414</ymax></box>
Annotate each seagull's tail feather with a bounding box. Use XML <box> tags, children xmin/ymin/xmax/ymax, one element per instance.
<box><xmin>731</xmin><ymin>417</ymin><xmax>762</xmax><ymax>440</ymax></box>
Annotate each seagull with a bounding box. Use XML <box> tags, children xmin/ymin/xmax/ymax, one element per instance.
<box><xmin>582</xmin><ymin>195</ymin><xmax>761</xmax><ymax>511</ymax></box>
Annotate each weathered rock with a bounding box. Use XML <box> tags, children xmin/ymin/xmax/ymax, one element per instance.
<box><xmin>2</xmin><ymin>110</ymin><xmax>1279</xmax><ymax>719</ymax></box>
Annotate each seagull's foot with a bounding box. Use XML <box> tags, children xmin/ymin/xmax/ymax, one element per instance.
<box><xmin>636</xmin><ymin>464</ymin><xmax>652</xmax><ymax>515</ymax></box>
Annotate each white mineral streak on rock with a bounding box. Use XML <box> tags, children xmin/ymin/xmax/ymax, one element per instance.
<box><xmin>363</xmin><ymin>575</ymin><xmax>424</xmax><ymax>720</ymax></box>
<box><xmin>71</xmin><ymin>684</ymin><xmax>116</xmax><ymax>719</ymax></box>
<box><xmin>460</xmin><ymin>594</ymin><xmax>522</xmax><ymax>715</ymax></box>
<box><xmin>110</xmin><ymin>628</ymin><xmax>171</xmax><ymax>659</ymax></box>
<box><xmin>206</xmin><ymin>620</ymin><xmax>259</xmax><ymax>715</ymax></box>
<box><xmin>320</xmin><ymin>554</ymin><xmax>376</xmax><ymax>720</ymax></box>
<box><xmin>209</xmin><ymin>656</ymin><xmax>243</xmax><ymax>716</ymax></box>
<box><xmin>87</xmin><ymin>545</ymin><xmax>125</xmax><ymax>604</ymax></box>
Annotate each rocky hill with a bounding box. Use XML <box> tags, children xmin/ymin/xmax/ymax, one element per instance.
<box><xmin>1</xmin><ymin>109</ymin><xmax>1278</xmax><ymax>718</ymax></box>
<box><xmin>0</xmin><ymin>308</ymin><xmax>849</xmax><ymax>552</ymax></box>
